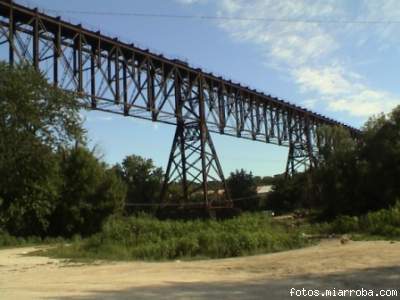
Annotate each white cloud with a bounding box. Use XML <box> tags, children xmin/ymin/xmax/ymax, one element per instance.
<box><xmin>293</xmin><ymin>65</ymin><xmax>400</xmax><ymax>116</ymax></box>
<box><xmin>329</xmin><ymin>90</ymin><xmax>399</xmax><ymax>117</ymax></box>
<box><xmin>292</xmin><ymin>66</ymin><xmax>361</xmax><ymax>96</ymax></box>
<box><xmin>217</xmin><ymin>1</ymin><xmax>338</xmax><ymax>68</ymax></box>
<box><xmin>178</xmin><ymin>0</ymin><xmax>400</xmax><ymax>119</ymax></box>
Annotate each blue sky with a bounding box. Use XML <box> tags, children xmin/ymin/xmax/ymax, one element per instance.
<box><xmin>24</xmin><ymin>0</ymin><xmax>400</xmax><ymax>175</ymax></box>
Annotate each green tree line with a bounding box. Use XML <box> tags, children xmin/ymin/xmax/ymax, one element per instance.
<box><xmin>267</xmin><ymin>105</ymin><xmax>400</xmax><ymax>219</ymax></box>
<box><xmin>0</xmin><ymin>63</ymin><xmax>169</xmax><ymax>237</ymax></box>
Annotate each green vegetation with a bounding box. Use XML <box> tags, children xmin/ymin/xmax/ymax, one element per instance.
<box><xmin>0</xmin><ymin>230</ymin><xmax>67</xmax><ymax>249</ymax></box>
<box><xmin>0</xmin><ymin>63</ymin><xmax>82</xmax><ymax>236</ymax></box>
<box><xmin>318</xmin><ymin>202</ymin><xmax>400</xmax><ymax>239</ymax></box>
<box><xmin>0</xmin><ymin>63</ymin><xmax>125</xmax><ymax>237</ymax></box>
<box><xmin>39</xmin><ymin>213</ymin><xmax>310</xmax><ymax>261</ymax></box>
<box><xmin>267</xmin><ymin>106</ymin><xmax>400</xmax><ymax>221</ymax></box>
<box><xmin>113</xmin><ymin>155</ymin><xmax>163</xmax><ymax>214</ymax></box>
<box><xmin>227</xmin><ymin>169</ymin><xmax>260</xmax><ymax>211</ymax></box>
<box><xmin>49</xmin><ymin>147</ymin><xmax>126</xmax><ymax>237</ymax></box>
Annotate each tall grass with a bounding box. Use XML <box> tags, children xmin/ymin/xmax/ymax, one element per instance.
<box><xmin>43</xmin><ymin>213</ymin><xmax>310</xmax><ymax>261</ymax></box>
<box><xmin>0</xmin><ymin>230</ymin><xmax>66</xmax><ymax>249</ymax></box>
<box><xmin>319</xmin><ymin>202</ymin><xmax>400</xmax><ymax>238</ymax></box>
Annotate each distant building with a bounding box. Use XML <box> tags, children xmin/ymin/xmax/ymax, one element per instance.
<box><xmin>209</xmin><ymin>185</ymin><xmax>274</xmax><ymax>196</ymax></box>
<box><xmin>256</xmin><ymin>185</ymin><xmax>273</xmax><ymax>194</ymax></box>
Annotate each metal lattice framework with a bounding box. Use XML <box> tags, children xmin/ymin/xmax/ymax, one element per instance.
<box><xmin>0</xmin><ymin>0</ymin><xmax>360</xmax><ymax>208</ymax></box>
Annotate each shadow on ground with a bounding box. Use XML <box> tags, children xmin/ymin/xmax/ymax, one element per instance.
<box><xmin>50</xmin><ymin>266</ymin><xmax>400</xmax><ymax>300</ymax></box>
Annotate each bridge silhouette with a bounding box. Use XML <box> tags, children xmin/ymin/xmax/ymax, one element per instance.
<box><xmin>0</xmin><ymin>0</ymin><xmax>359</xmax><ymax>209</ymax></box>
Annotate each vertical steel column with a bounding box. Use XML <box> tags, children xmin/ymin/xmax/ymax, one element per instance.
<box><xmin>32</xmin><ymin>10</ymin><xmax>39</xmax><ymax>70</ymax></box>
<box><xmin>264</xmin><ymin>105</ymin><xmax>269</xmax><ymax>143</ymax></box>
<box><xmin>218</xmin><ymin>83</ymin><xmax>225</xmax><ymax>133</ymax></box>
<box><xmin>8</xmin><ymin>1</ymin><xmax>14</xmax><ymax>65</ymax></box>
<box><xmin>53</xmin><ymin>22</ymin><xmax>61</xmax><ymax>86</ymax></box>
<box><xmin>206</xmin><ymin>126</ymin><xmax>232</xmax><ymax>208</ymax></box>
<box><xmin>147</xmin><ymin>59</ymin><xmax>156</xmax><ymax>120</ymax></box>
<box><xmin>73</xmin><ymin>36</ymin><xmax>77</xmax><ymax>85</ymax></box>
<box><xmin>276</xmin><ymin>108</ymin><xmax>282</xmax><ymax>145</ymax></box>
<box><xmin>115</xmin><ymin>47</ymin><xmax>120</xmax><ymax>104</ymax></box>
<box><xmin>198</xmin><ymin>76</ymin><xmax>209</xmax><ymax>208</ymax></box>
<box><xmin>285</xmin><ymin>110</ymin><xmax>295</xmax><ymax>178</ymax></box>
<box><xmin>285</xmin><ymin>147</ymin><xmax>294</xmax><ymax>178</ymax></box>
<box><xmin>90</xmin><ymin>45</ymin><xmax>96</xmax><ymax>108</ymax></box>
<box><xmin>269</xmin><ymin>106</ymin><xmax>275</xmax><ymax>137</ymax></box>
<box><xmin>239</xmin><ymin>92</ymin><xmax>244</xmax><ymax>133</ymax></box>
<box><xmin>255</xmin><ymin>100</ymin><xmax>261</xmax><ymax>137</ymax></box>
<box><xmin>282</xmin><ymin>110</ymin><xmax>288</xmax><ymax>140</ymax></box>
<box><xmin>305</xmin><ymin>117</ymin><xmax>316</xmax><ymax>169</ymax></box>
<box><xmin>160</xmin><ymin>124</ymin><xmax>180</xmax><ymax>205</ymax></box>
<box><xmin>175</xmin><ymin>74</ymin><xmax>189</xmax><ymax>202</ymax></box>
<box><xmin>107</xmin><ymin>50</ymin><xmax>112</xmax><ymax>87</ymax></box>
<box><xmin>235</xmin><ymin>92</ymin><xmax>240</xmax><ymax>136</ymax></box>
<box><xmin>77</xmin><ymin>32</ymin><xmax>83</xmax><ymax>93</ymax></box>
<box><xmin>250</xmin><ymin>97</ymin><xmax>256</xmax><ymax>140</ymax></box>
<box><xmin>122</xmin><ymin>58</ymin><xmax>128</xmax><ymax>114</ymax></box>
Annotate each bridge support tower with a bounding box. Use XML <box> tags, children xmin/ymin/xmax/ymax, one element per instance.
<box><xmin>161</xmin><ymin>121</ymin><xmax>231</xmax><ymax>209</ymax></box>
<box><xmin>285</xmin><ymin>117</ymin><xmax>319</xmax><ymax>177</ymax></box>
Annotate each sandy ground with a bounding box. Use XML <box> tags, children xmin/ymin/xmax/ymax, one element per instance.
<box><xmin>0</xmin><ymin>240</ymin><xmax>400</xmax><ymax>299</ymax></box>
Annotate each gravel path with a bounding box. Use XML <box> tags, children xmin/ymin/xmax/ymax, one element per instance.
<box><xmin>1</xmin><ymin>239</ymin><xmax>399</xmax><ymax>299</ymax></box>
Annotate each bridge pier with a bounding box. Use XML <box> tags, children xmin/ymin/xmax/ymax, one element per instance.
<box><xmin>285</xmin><ymin>143</ymin><xmax>317</xmax><ymax>177</ymax></box>
<box><xmin>285</xmin><ymin>117</ymin><xmax>319</xmax><ymax>177</ymax></box>
<box><xmin>160</xmin><ymin>121</ymin><xmax>231</xmax><ymax>209</ymax></box>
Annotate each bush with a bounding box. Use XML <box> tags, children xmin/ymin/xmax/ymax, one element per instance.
<box><xmin>0</xmin><ymin>229</ymin><xmax>69</xmax><ymax>248</ymax></box>
<box><xmin>266</xmin><ymin>173</ymin><xmax>312</xmax><ymax>214</ymax></box>
<box><xmin>318</xmin><ymin>202</ymin><xmax>400</xmax><ymax>239</ymax></box>
<box><xmin>49</xmin><ymin>147</ymin><xmax>126</xmax><ymax>237</ymax></box>
<box><xmin>227</xmin><ymin>169</ymin><xmax>260</xmax><ymax>211</ymax></box>
<box><xmin>360</xmin><ymin>202</ymin><xmax>400</xmax><ymax>237</ymax></box>
<box><xmin>43</xmin><ymin>213</ymin><xmax>310</xmax><ymax>261</ymax></box>
<box><xmin>329</xmin><ymin>216</ymin><xmax>360</xmax><ymax>234</ymax></box>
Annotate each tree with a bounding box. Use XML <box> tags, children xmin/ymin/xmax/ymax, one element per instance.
<box><xmin>0</xmin><ymin>63</ymin><xmax>83</xmax><ymax>236</ymax></box>
<box><xmin>288</xmin><ymin>107</ymin><xmax>400</xmax><ymax>218</ymax></box>
<box><xmin>114</xmin><ymin>155</ymin><xmax>163</xmax><ymax>213</ymax></box>
<box><xmin>312</xmin><ymin>125</ymin><xmax>361</xmax><ymax>217</ymax></box>
<box><xmin>50</xmin><ymin>147</ymin><xmax>126</xmax><ymax>236</ymax></box>
<box><xmin>266</xmin><ymin>173</ymin><xmax>312</xmax><ymax>214</ymax></box>
<box><xmin>316</xmin><ymin>125</ymin><xmax>356</xmax><ymax>162</ymax></box>
<box><xmin>358</xmin><ymin>106</ymin><xmax>400</xmax><ymax>211</ymax></box>
<box><xmin>227</xmin><ymin>169</ymin><xmax>259</xmax><ymax>211</ymax></box>
<box><xmin>315</xmin><ymin>107</ymin><xmax>400</xmax><ymax>217</ymax></box>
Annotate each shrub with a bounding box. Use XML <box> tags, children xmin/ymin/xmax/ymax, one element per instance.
<box><xmin>329</xmin><ymin>216</ymin><xmax>360</xmax><ymax>234</ymax></box>
<box><xmin>43</xmin><ymin>213</ymin><xmax>310</xmax><ymax>261</ymax></box>
<box><xmin>317</xmin><ymin>202</ymin><xmax>400</xmax><ymax>239</ymax></box>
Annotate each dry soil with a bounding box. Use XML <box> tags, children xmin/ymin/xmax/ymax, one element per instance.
<box><xmin>1</xmin><ymin>239</ymin><xmax>400</xmax><ymax>299</ymax></box>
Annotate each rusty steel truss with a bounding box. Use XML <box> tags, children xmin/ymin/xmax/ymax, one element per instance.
<box><xmin>0</xmin><ymin>0</ymin><xmax>359</xmax><ymax>208</ymax></box>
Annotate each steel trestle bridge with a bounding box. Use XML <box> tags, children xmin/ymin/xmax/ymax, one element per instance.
<box><xmin>0</xmin><ymin>0</ymin><xmax>359</xmax><ymax>209</ymax></box>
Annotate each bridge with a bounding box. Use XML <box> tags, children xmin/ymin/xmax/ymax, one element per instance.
<box><xmin>0</xmin><ymin>0</ymin><xmax>360</xmax><ymax>209</ymax></box>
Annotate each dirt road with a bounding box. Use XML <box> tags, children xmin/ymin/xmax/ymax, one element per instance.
<box><xmin>1</xmin><ymin>240</ymin><xmax>400</xmax><ymax>299</ymax></box>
